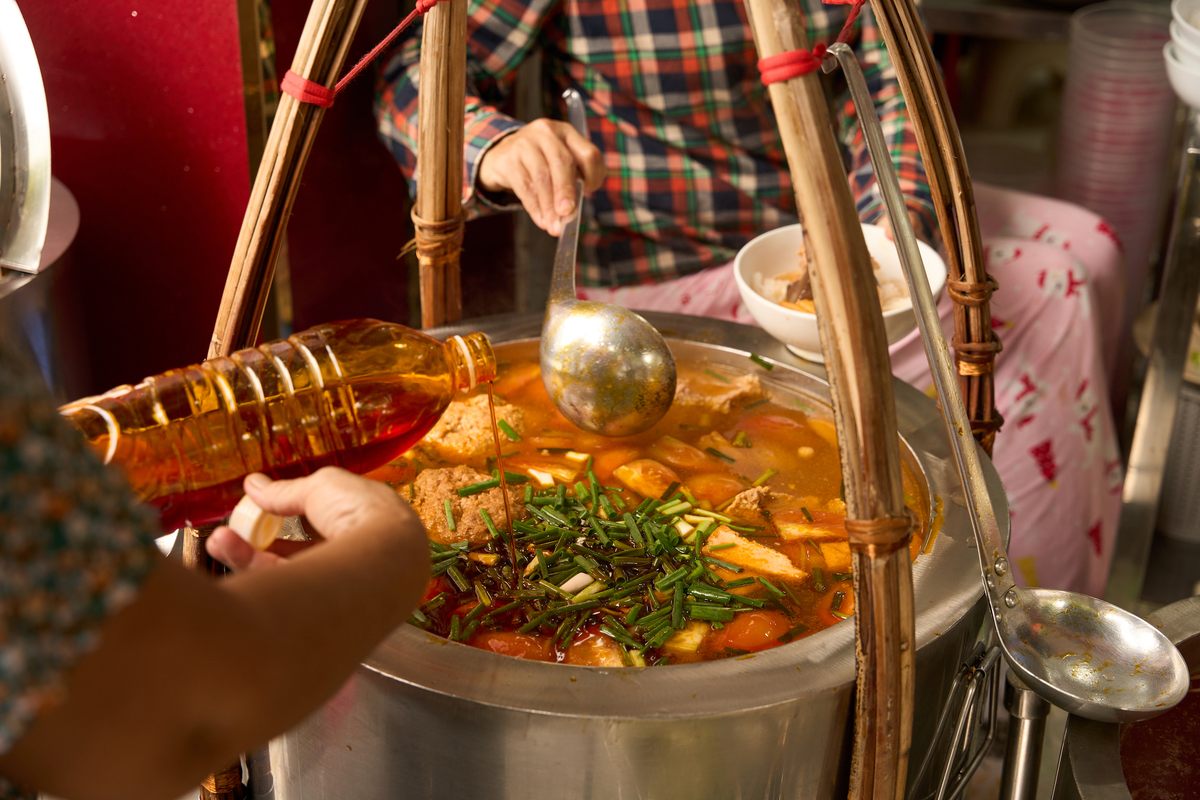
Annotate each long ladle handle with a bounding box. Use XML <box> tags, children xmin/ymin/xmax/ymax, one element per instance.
<box><xmin>546</xmin><ymin>89</ymin><xmax>587</xmax><ymax>305</ymax></box>
<box><xmin>822</xmin><ymin>44</ymin><xmax>1015</xmax><ymax>612</ymax></box>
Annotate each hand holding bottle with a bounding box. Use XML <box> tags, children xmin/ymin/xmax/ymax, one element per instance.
<box><xmin>207</xmin><ymin>468</ymin><xmax>425</xmax><ymax>572</ymax></box>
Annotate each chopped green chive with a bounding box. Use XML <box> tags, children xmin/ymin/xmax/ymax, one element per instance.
<box><xmin>497</xmin><ymin>419</ymin><xmax>521</xmax><ymax>441</ymax></box>
<box><xmin>752</xmin><ymin>468</ymin><xmax>777</xmax><ymax>487</ymax></box>
<box><xmin>458</xmin><ymin>477</ymin><xmax>501</xmax><ymax>496</ymax></box>
<box><xmin>732</xmin><ymin>431</ymin><xmax>752</xmax><ymax>448</ymax></box>
<box><xmin>443</xmin><ymin>499</ymin><xmax>457</xmax><ymax>531</ymax></box>
<box><xmin>708</xmin><ymin>542</ymin><xmax>736</xmax><ymax>551</ymax></box>
<box><xmin>749</xmin><ymin>353</ymin><xmax>774</xmax><ymax>370</ymax></box>
<box><xmin>705</xmin><ymin>446</ymin><xmax>736</xmax><ymax>463</ymax></box>
<box><xmin>479</xmin><ymin>508</ymin><xmax>502</xmax><ymax>539</ymax></box>
<box><xmin>446</xmin><ymin>565</ymin><xmax>471</xmax><ymax>593</ymax></box>
<box><xmin>812</xmin><ymin>567</ymin><xmax>827</xmax><ymax>593</ymax></box>
<box><xmin>801</xmin><ymin>506</ymin><xmax>814</xmax><ymax>523</ymax></box>
<box><xmin>704</xmin><ymin>368</ymin><xmax>732</xmax><ymax>384</ymax></box>
<box><xmin>756</xmin><ymin>577</ymin><xmax>785</xmax><ymax>597</ymax></box>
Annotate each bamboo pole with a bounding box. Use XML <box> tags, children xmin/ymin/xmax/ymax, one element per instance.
<box><xmin>413</xmin><ymin>0</ymin><xmax>468</xmax><ymax>327</ymax></box>
<box><xmin>187</xmin><ymin>3</ymin><xmax>371</xmax><ymax>796</ymax></box>
<box><xmin>207</xmin><ymin>0</ymin><xmax>371</xmax><ymax>359</ymax></box>
<box><xmin>868</xmin><ymin>0</ymin><xmax>1002</xmax><ymax>454</ymax></box>
<box><xmin>742</xmin><ymin>0</ymin><xmax>915</xmax><ymax>796</ymax></box>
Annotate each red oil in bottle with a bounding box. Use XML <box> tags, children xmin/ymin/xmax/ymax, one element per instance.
<box><xmin>60</xmin><ymin>319</ymin><xmax>496</xmax><ymax>530</ymax></box>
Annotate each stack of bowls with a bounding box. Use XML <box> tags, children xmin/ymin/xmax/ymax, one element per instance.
<box><xmin>1056</xmin><ymin>1</ymin><xmax>1175</xmax><ymax>320</ymax></box>
<box><xmin>1168</xmin><ymin>0</ymin><xmax>1200</xmax><ymax>110</ymax></box>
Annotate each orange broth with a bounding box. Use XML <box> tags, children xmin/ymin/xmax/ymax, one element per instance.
<box><xmin>376</xmin><ymin>344</ymin><xmax>929</xmax><ymax>666</ymax></box>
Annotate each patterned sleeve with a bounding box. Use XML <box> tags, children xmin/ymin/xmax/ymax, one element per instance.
<box><xmin>375</xmin><ymin>0</ymin><xmax>562</xmax><ymax>216</ymax></box>
<box><xmin>834</xmin><ymin>3</ymin><xmax>938</xmax><ymax>245</ymax></box>
<box><xmin>0</xmin><ymin>339</ymin><xmax>161</xmax><ymax>781</ymax></box>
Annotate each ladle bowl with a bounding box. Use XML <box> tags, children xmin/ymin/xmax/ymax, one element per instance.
<box><xmin>998</xmin><ymin>587</ymin><xmax>1189</xmax><ymax>722</ymax></box>
<box><xmin>541</xmin><ymin>299</ymin><xmax>676</xmax><ymax>436</ymax></box>
<box><xmin>539</xmin><ymin>88</ymin><xmax>676</xmax><ymax>436</ymax></box>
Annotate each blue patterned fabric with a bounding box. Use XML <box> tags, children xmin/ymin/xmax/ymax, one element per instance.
<box><xmin>0</xmin><ymin>335</ymin><xmax>160</xmax><ymax>798</ymax></box>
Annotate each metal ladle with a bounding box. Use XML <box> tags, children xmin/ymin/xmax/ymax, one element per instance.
<box><xmin>540</xmin><ymin>89</ymin><xmax>677</xmax><ymax>436</ymax></box>
<box><xmin>824</xmin><ymin>43</ymin><xmax>1188</xmax><ymax>723</ymax></box>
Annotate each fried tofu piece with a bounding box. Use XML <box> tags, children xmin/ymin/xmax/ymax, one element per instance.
<box><xmin>421</xmin><ymin>395</ymin><xmax>526</xmax><ymax>463</ymax></box>
<box><xmin>703</xmin><ymin>525</ymin><xmax>805</xmax><ymax>581</ymax></box>
<box><xmin>818</xmin><ymin>541</ymin><xmax>853</xmax><ymax>573</ymax></box>
<box><xmin>565</xmin><ymin>630</ymin><xmax>628</xmax><ymax>667</ymax></box>
<box><xmin>613</xmin><ymin>459</ymin><xmax>681</xmax><ymax>501</ymax></box>
<box><xmin>662</xmin><ymin>621</ymin><xmax>710</xmax><ymax>657</ymax></box>
<box><xmin>410</xmin><ymin>465</ymin><xmax>525</xmax><ymax>545</ymax></box>
<box><xmin>773</xmin><ymin>508</ymin><xmax>845</xmax><ymax>543</ymax></box>
<box><xmin>675</xmin><ymin>373</ymin><xmax>765</xmax><ymax>415</ymax></box>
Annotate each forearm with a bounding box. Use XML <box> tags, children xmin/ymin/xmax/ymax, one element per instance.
<box><xmin>0</xmin><ymin>527</ymin><xmax>428</xmax><ymax>800</ymax></box>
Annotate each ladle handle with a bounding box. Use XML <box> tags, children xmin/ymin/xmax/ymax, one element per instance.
<box><xmin>547</xmin><ymin>89</ymin><xmax>587</xmax><ymax>305</ymax></box>
<box><xmin>822</xmin><ymin>45</ymin><xmax>1015</xmax><ymax>610</ymax></box>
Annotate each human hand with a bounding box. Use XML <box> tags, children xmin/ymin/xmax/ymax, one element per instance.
<box><xmin>477</xmin><ymin>119</ymin><xmax>606</xmax><ymax>236</ymax></box>
<box><xmin>880</xmin><ymin>209</ymin><xmax>931</xmax><ymax>245</ymax></box>
<box><xmin>207</xmin><ymin>468</ymin><xmax>424</xmax><ymax>572</ymax></box>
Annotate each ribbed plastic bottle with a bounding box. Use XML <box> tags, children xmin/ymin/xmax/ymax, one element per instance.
<box><xmin>60</xmin><ymin>319</ymin><xmax>496</xmax><ymax>531</ymax></box>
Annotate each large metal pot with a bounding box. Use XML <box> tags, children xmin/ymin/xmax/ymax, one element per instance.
<box><xmin>1055</xmin><ymin>594</ymin><xmax>1200</xmax><ymax>799</ymax></box>
<box><xmin>251</xmin><ymin>311</ymin><xmax>1008</xmax><ymax>800</ymax></box>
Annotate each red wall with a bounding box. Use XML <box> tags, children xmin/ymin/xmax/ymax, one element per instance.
<box><xmin>20</xmin><ymin>0</ymin><xmax>514</xmax><ymax>395</ymax></box>
<box><xmin>19</xmin><ymin>0</ymin><xmax>250</xmax><ymax>392</ymax></box>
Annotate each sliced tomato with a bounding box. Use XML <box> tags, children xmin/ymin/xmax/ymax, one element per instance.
<box><xmin>468</xmin><ymin>630</ymin><xmax>556</xmax><ymax>662</ymax></box>
<box><xmin>710</xmin><ymin>610</ymin><xmax>792</xmax><ymax>653</ymax></box>
<box><xmin>421</xmin><ymin>576</ymin><xmax>452</xmax><ymax>604</ymax></box>
<box><xmin>815</xmin><ymin>586</ymin><xmax>856</xmax><ymax>628</ymax></box>
<box><xmin>452</xmin><ymin>600</ymin><xmax>480</xmax><ymax>619</ymax></box>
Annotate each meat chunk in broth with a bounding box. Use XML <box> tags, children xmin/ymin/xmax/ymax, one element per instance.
<box><xmin>411</xmin><ymin>465</ymin><xmax>526</xmax><ymax>545</ymax></box>
<box><xmin>703</xmin><ymin>525</ymin><xmax>807</xmax><ymax>581</ymax></box>
<box><xmin>421</xmin><ymin>395</ymin><xmax>526</xmax><ymax>463</ymax></box>
<box><xmin>674</xmin><ymin>372</ymin><xmax>765</xmax><ymax>415</ymax></box>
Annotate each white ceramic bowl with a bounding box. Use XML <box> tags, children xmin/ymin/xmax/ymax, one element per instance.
<box><xmin>734</xmin><ymin>222</ymin><xmax>948</xmax><ymax>362</ymax></box>
<box><xmin>1166</xmin><ymin>42</ymin><xmax>1200</xmax><ymax>110</ymax></box>
<box><xmin>1172</xmin><ymin>22</ymin><xmax>1200</xmax><ymax>64</ymax></box>
<box><xmin>1172</xmin><ymin>0</ymin><xmax>1200</xmax><ymax>50</ymax></box>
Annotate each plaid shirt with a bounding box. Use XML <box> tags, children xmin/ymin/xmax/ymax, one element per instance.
<box><xmin>377</xmin><ymin>0</ymin><xmax>934</xmax><ymax>288</ymax></box>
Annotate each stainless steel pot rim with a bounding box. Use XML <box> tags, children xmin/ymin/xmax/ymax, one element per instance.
<box><xmin>362</xmin><ymin>312</ymin><xmax>1007</xmax><ymax>720</ymax></box>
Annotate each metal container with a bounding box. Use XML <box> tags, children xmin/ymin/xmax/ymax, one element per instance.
<box><xmin>251</xmin><ymin>311</ymin><xmax>1009</xmax><ymax>800</ymax></box>
<box><xmin>1054</xmin><ymin>594</ymin><xmax>1200</xmax><ymax>800</ymax></box>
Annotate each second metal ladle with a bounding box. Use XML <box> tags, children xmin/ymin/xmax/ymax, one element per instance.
<box><xmin>823</xmin><ymin>42</ymin><xmax>1187</xmax><ymax>723</ymax></box>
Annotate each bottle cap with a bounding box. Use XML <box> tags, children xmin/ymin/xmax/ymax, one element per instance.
<box><xmin>228</xmin><ymin>494</ymin><xmax>284</xmax><ymax>550</ymax></box>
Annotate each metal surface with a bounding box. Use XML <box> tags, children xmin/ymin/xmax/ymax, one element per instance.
<box><xmin>539</xmin><ymin>89</ymin><xmax>676</xmax><ymax>436</ymax></box>
<box><xmin>1054</xmin><ymin>594</ymin><xmax>1200</xmax><ymax>799</ymax></box>
<box><xmin>0</xmin><ymin>0</ymin><xmax>52</xmax><ymax>274</ymax></box>
<box><xmin>910</xmin><ymin>641</ymin><xmax>1002</xmax><ymax>800</ymax></box>
<box><xmin>1000</xmin><ymin>672</ymin><xmax>1053</xmax><ymax>800</ymax></box>
<box><xmin>827</xmin><ymin>43</ymin><xmax>1189</xmax><ymax>724</ymax></box>
<box><xmin>1108</xmin><ymin>116</ymin><xmax>1200</xmax><ymax>611</ymax></box>
<box><xmin>253</xmin><ymin>310</ymin><xmax>1008</xmax><ymax>800</ymax></box>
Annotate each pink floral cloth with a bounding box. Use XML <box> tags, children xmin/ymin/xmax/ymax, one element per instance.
<box><xmin>579</xmin><ymin>182</ymin><xmax>1123</xmax><ymax>596</ymax></box>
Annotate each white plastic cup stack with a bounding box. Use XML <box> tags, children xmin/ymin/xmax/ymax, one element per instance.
<box><xmin>1056</xmin><ymin>1</ymin><xmax>1174</xmax><ymax>324</ymax></box>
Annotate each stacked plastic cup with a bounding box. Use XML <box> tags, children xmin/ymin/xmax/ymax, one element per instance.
<box><xmin>1056</xmin><ymin>1</ymin><xmax>1175</xmax><ymax>316</ymax></box>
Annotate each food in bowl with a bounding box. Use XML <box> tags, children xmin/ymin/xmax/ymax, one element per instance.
<box><xmin>754</xmin><ymin>255</ymin><xmax>909</xmax><ymax>315</ymax></box>
<box><xmin>373</xmin><ymin>343</ymin><xmax>930</xmax><ymax>667</ymax></box>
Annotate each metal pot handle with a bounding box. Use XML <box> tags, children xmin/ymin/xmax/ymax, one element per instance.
<box><xmin>909</xmin><ymin>641</ymin><xmax>1003</xmax><ymax>800</ymax></box>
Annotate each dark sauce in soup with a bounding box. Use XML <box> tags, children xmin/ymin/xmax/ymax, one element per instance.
<box><xmin>370</xmin><ymin>343</ymin><xmax>929</xmax><ymax>666</ymax></box>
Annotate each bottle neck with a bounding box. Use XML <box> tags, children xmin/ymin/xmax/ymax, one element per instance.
<box><xmin>446</xmin><ymin>331</ymin><xmax>497</xmax><ymax>394</ymax></box>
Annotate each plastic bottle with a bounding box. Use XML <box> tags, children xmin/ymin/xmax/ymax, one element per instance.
<box><xmin>60</xmin><ymin>319</ymin><xmax>496</xmax><ymax>531</ymax></box>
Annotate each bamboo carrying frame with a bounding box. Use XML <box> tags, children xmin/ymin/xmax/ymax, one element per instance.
<box><xmin>194</xmin><ymin>0</ymin><xmax>997</xmax><ymax>795</ymax></box>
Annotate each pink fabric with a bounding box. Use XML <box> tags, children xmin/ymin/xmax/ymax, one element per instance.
<box><xmin>578</xmin><ymin>182</ymin><xmax>1123</xmax><ymax>596</ymax></box>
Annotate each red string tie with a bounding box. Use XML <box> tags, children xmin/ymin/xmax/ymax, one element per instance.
<box><xmin>758</xmin><ymin>0</ymin><xmax>867</xmax><ymax>86</ymax></box>
<box><xmin>282</xmin><ymin>0</ymin><xmax>449</xmax><ymax>109</ymax></box>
